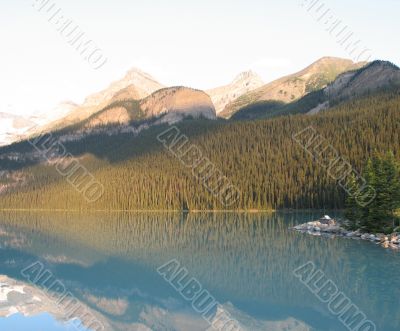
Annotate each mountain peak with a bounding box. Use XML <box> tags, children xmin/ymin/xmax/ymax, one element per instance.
<box><xmin>220</xmin><ymin>56</ymin><xmax>367</xmax><ymax>118</ymax></box>
<box><xmin>364</xmin><ymin>60</ymin><xmax>399</xmax><ymax>71</ymax></box>
<box><xmin>325</xmin><ymin>58</ymin><xmax>400</xmax><ymax>100</ymax></box>
<box><xmin>303</xmin><ymin>56</ymin><xmax>365</xmax><ymax>73</ymax></box>
<box><xmin>123</xmin><ymin>67</ymin><xmax>160</xmax><ymax>83</ymax></box>
<box><xmin>207</xmin><ymin>71</ymin><xmax>264</xmax><ymax>114</ymax></box>
<box><xmin>82</xmin><ymin>68</ymin><xmax>164</xmax><ymax>108</ymax></box>
<box><xmin>316</xmin><ymin>56</ymin><xmax>352</xmax><ymax>62</ymax></box>
<box><xmin>232</xmin><ymin>70</ymin><xmax>263</xmax><ymax>84</ymax></box>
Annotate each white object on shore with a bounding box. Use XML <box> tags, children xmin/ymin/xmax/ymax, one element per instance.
<box><xmin>292</xmin><ymin>216</ymin><xmax>400</xmax><ymax>250</ymax></box>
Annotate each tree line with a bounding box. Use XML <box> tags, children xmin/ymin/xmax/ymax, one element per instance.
<box><xmin>0</xmin><ymin>91</ymin><xmax>399</xmax><ymax>211</ymax></box>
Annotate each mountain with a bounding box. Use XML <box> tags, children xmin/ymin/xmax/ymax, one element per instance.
<box><xmin>0</xmin><ymin>113</ymin><xmax>37</xmax><ymax>147</ymax></box>
<box><xmin>0</xmin><ymin>101</ymin><xmax>81</xmax><ymax>146</ymax></box>
<box><xmin>7</xmin><ymin>87</ymin><xmax>217</xmax><ymax>148</ymax></box>
<box><xmin>324</xmin><ymin>60</ymin><xmax>400</xmax><ymax>101</ymax></box>
<box><xmin>308</xmin><ymin>61</ymin><xmax>398</xmax><ymax>118</ymax></box>
<box><xmin>1</xmin><ymin>74</ymin><xmax>215</xmax><ymax>147</ymax></box>
<box><xmin>40</xmin><ymin>68</ymin><xmax>165</xmax><ymax>132</ymax></box>
<box><xmin>206</xmin><ymin>71</ymin><xmax>264</xmax><ymax>114</ymax></box>
<box><xmin>220</xmin><ymin>57</ymin><xmax>366</xmax><ymax>118</ymax></box>
<box><xmin>231</xmin><ymin>60</ymin><xmax>400</xmax><ymax>120</ymax></box>
<box><xmin>139</xmin><ymin>87</ymin><xmax>216</xmax><ymax>122</ymax></box>
<box><xmin>83</xmin><ymin>68</ymin><xmax>164</xmax><ymax>107</ymax></box>
<box><xmin>84</xmin><ymin>86</ymin><xmax>216</xmax><ymax>128</ymax></box>
<box><xmin>0</xmin><ymin>68</ymin><xmax>165</xmax><ymax>147</ymax></box>
<box><xmin>0</xmin><ymin>58</ymin><xmax>366</xmax><ymax>146</ymax></box>
<box><xmin>33</xmin><ymin>101</ymin><xmax>79</xmax><ymax>126</ymax></box>
<box><xmin>0</xmin><ymin>88</ymin><xmax>399</xmax><ymax>210</ymax></box>
<box><xmin>304</xmin><ymin>60</ymin><xmax>400</xmax><ymax>115</ymax></box>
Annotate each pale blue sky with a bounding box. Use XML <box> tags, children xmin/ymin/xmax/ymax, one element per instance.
<box><xmin>1</xmin><ymin>0</ymin><xmax>399</xmax><ymax>116</ymax></box>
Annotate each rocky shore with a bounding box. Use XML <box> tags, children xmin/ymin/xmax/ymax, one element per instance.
<box><xmin>292</xmin><ymin>216</ymin><xmax>400</xmax><ymax>250</ymax></box>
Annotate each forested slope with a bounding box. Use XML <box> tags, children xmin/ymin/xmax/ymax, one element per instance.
<box><xmin>0</xmin><ymin>91</ymin><xmax>399</xmax><ymax>210</ymax></box>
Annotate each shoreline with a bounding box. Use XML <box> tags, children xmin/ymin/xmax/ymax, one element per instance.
<box><xmin>292</xmin><ymin>218</ymin><xmax>400</xmax><ymax>250</ymax></box>
<box><xmin>0</xmin><ymin>208</ymin><xmax>277</xmax><ymax>213</ymax></box>
<box><xmin>0</xmin><ymin>208</ymin><xmax>343</xmax><ymax>213</ymax></box>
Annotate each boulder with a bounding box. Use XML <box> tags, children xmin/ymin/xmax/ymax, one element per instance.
<box><xmin>379</xmin><ymin>235</ymin><xmax>389</xmax><ymax>243</ymax></box>
<box><xmin>327</xmin><ymin>219</ymin><xmax>336</xmax><ymax>226</ymax></box>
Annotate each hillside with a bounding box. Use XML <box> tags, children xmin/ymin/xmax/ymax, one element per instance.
<box><xmin>139</xmin><ymin>87</ymin><xmax>216</xmax><ymax>123</ymax></box>
<box><xmin>206</xmin><ymin>71</ymin><xmax>264</xmax><ymax>114</ymax></box>
<box><xmin>325</xmin><ymin>60</ymin><xmax>400</xmax><ymax>101</ymax></box>
<box><xmin>0</xmin><ymin>90</ymin><xmax>399</xmax><ymax>211</ymax></box>
<box><xmin>220</xmin><ymin>57</ymin><xmax>366</xmax><ymax>118</ymax></box>
<box><xmin>50</xmin><ymin>87</ymin><xmax>217</xmax><ymax>141</ymax></box>
<box><xmin>83</xmin><ymin>86</ymin><xmax>217</xmax><ymax>128</ymax></box>
<box><xmin>39</xmin><ymin>68</ymin><xmax>165</xmax><ymax>132</ymax></box>
<box><xmin>0</xmin><ymin>113</ymin><xmax>38</xmax><ymax>147</ymax></box>
<box><xmin>232</xmin><ymin>60</ymin><xmax>400</xmax><ymax>120</ymax></box>
<box><xmin>84</xmin><ymin>68</ymin><xmax>164</xmax><ymax>107</ymax></box>
<box><xmin>0</xmin><ymin>58</ymin><xmax>368</xmax><ymax>146</ymax></box>
<box><xmin>0</xmin><ymin>102</ymin><xmax>81</xmax><ymax>147</ymax></box>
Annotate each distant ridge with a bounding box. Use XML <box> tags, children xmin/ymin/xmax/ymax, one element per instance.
<box><xmin>220</xmin><ymin>57</ymin><xmax>366</xmax><ymax>118</ymax></box>
<box><xmin>231</xmin><ymin>60</ymin><xmax>400</xmax><ymax>120</ymax></box>
<box><xmin>83</xmin><ymin>68</ymin><xmax>164</xmax><ymax>108</ymax></box>
<box><xmin>84</xmin><ymin>86</ymin><xmax>216</xmax><ymax>128</ymax></box>
<box><xmin>325</xmin><ymin>60</ymin><xmax>400</xmax><ymax>101</ymax></box>
<box><xmin>1</xmin><ymin>57</ymin><xmax>397</xmax><ymax>147</ymax></box>
<box><xmin>207</xmin><ymin>71</ymin><xmax>264</xmax><ymax>114</ymax></box>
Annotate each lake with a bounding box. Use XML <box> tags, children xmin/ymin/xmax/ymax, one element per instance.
<box><xmin>0</xmin><ymin>211</ymin><xmax>399</xmax><ymax>331</ymax></box>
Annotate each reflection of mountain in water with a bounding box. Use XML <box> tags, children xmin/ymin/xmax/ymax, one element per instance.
<box><xmin>0</xmin><ymin>211</ymin><xmax>399</xmax><ymax>331</ymax></box>
<box><xmin>0</xmin><ymin>272</ymin><xmax>312</xmax><ymax>331</ymax></box>
<box><xmin>0</xmin><ymin>275</ymin><xmax>96</xmax><ymax>330</ymax></box>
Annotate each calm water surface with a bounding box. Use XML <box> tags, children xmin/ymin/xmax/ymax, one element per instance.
<box><xmin>0</xmin><ymin>211</ymin><xmax>399</xmax><ymax>331</ymax></box>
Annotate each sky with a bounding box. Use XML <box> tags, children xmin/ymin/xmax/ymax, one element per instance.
<box><xmin>1</xmin><ymin>0</ymin><xmax>399</xmax><ymax>117</ymax></box>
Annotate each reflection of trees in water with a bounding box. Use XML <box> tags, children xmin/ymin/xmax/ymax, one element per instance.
<box><xmin>0</xmin><ymin>211</ymin><xmax>399</xmax><ymax>329</ymax></box>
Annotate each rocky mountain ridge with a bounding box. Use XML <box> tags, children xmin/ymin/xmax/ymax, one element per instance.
<box><xmin>2</xmin><ymin>57</ymin><xmax>398</xmax><ymax>148</ymax></box>
<box><xmin>307</xmin><ymin>60</ymin><xmax>400</xmax><ymax>115</ymax></box>
<box><xmin>206</xmin><ymin>71</ymin><xmax>264</xmax><ymax>114</ymax></box>
<box><xmin>220</xmin><ymin>57</ymin><xmax>367</xmax><ymax>118</ymax></box>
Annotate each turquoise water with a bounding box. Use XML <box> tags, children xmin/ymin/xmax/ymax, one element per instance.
<box><xmin>0</xmin><ymin>313</ymin><xmax>88</xmax><ymax>331</ymax></box>
<box><xmin>0</xmin><ymin>211</ymin><xmax>398</xmax><ymax>331</ymax></box>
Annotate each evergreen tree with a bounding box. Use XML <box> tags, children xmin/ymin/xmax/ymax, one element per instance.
<box><xmin>345</xmin><ymin>152</ymin><xmax>400</xmax><ymax>232</ymax></box>
<box><xmin>344</xmin><ymin>174</ymin><xmax>364</xmax><ymax>230</ymax></box>
<box><xmin>383</xmin><ymin>152</ymin><xmax>400</xmax><ymax>227</ymax></box>
<box><xmin>1</xmin><ymin>90</ymin><xmax>399</xmax><ymax>212</ymax></box>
